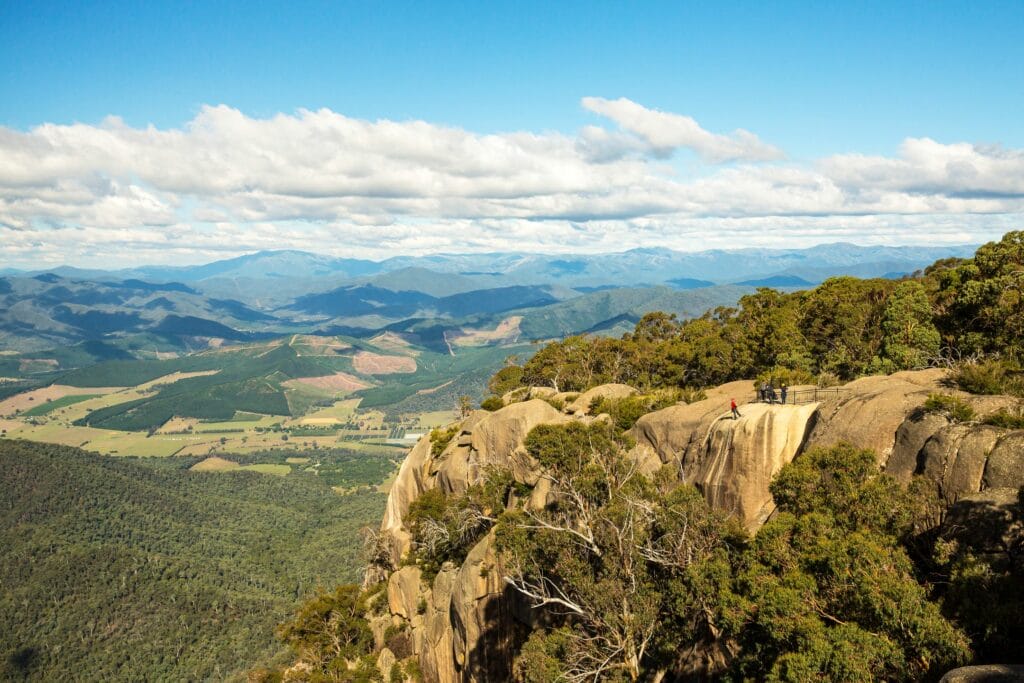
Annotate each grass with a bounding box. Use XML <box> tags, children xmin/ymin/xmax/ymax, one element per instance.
<box><xmin>193</xmin><ymin>414</ymin><xmax>283</xmax><ymax>432</ymax></box>
<box><xmin>410</xmin><ymin>410</ymin><xmax>457</xmax><ymax>428</ymax></box>
<box><xmin>82</xmin><ymin>431</ymin><xmax>188</xmax><ymax>457</ymax></box>
<box><xmin>190</xmin><ymin>456</ymin><xmax>241</xmax><ymax>472</ymax></box>
<box><xmin>240</xmin><ymin>463</ymin><xmax>291</xmax><ymax>476</ymax></box>
<box><xmin>293</xmin><ymin>398</ymin><xmax>362</xmax><ymax>425</ymax></box>
<box><xmin>20</xmin><ymin>394</ymin><xmax>103</xmax><ymax>417</ymax></box>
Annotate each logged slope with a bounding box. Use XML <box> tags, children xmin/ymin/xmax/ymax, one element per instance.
<box><xmin>0</xmin><ymin>440</ymin><xmax>385</xmax><ymax>681</ymax></box>
<box><xmin>0</xmin><ymin>273</ymin><xmax>281</xmax><ymax>353</ymax></box>
<box><xmin>515</xmin><ymin>284</ymin><xmax>752</xmax><ymax>339</ymax></box>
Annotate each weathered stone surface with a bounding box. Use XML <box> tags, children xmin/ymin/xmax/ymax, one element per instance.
<box><xmin>388</xmin><ymin>566</ymin><xmax>423</xmax><ymax>620</ymax></box>
<box><xmin>694</xmin><ymin>402</ymin><xmax>819</xmax><ymax>530</ymax></box>
<box><xmin>434</xmin><ymin>443</ymin><xmax>472</xmax><ymax>495</ymax></box>
<box><xmin>946</xmin><ymin>426</ymin><xmax>1004</xmax><ymax>499</ymax></box>
<box><xmin>887</xmin><ymin>411</ymin><xmax>949</xmax><ymax>482</ymax></box>
<box><xmin>805</xmin><ymin>371</ymin><xmax>943</xmax><ymax>466</ymax></box>
<box><xmin>370</xmin><ymin>367</ymin><xmax>1024</xmax><ymax>683</ymax></box>
<box><xmin>940</xmin><ymin>664</ymin><xmax>1024</xmax><ymax>682</ymax></box>
<box><xmin>984</xmin><ymin>432</ymin><xmax>1024</xmax><ymax>489</ymax></box>
<box><xmin>468</xmin><ymin>399</ymin><xmax>567</xmax><ymax>485</ymax></box>
<box><xmin>376</xmin><ymin>647</ymin><xmax>396</xmax><ymax>680</ymax></box>
<box><xmin>449</xmin><ymin>533</ymin><xmax>523</xmax><ymax>683</ymax></box>
<box><xmin>415</xmin><ymin>564</ymin><xmax>458</xmax><ymax>683</ymax></box>
<box><xmin>380</xmin><ymin>436</ymin><xmax>433</xmax><ymax>565</ymax></box>
<box><xmin>564</xmin><ymin>383</ymin><xmax>639</xmax><ymax>415</ymax></box>
<box><xmin>628</xmin><ymin>379</ymin><xmax>754</xmax><ymax>468</ymax></box>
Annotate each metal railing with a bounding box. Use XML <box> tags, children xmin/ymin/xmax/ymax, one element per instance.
<box><xmin>747</xmin><ymin>386</ymin><xmax>849</xmax><ymax>406</ymax></box>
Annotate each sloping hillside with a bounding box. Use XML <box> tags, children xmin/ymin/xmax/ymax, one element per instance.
<box><xmin>0</xmin><ymin>440</ymin><xmax>386</xmax><ymax>681</ymax></box>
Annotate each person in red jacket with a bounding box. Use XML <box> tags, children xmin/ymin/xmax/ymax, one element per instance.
<box><xmin>730</xmin><ymin>398</ymin><xmax>741</xmax><ymax>419</ymax></box>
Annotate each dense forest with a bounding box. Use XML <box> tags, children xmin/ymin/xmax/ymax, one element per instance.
<box><xmin>487</xmin><ymin>230</ymin><xmax>1024</xmax><ymax>399</ymax></box>
<box><xmin>0</xmin><ymin>441</ymin><xmax>387</xmax><ymax>681</ymax></box>
<box><xmin>259</xmin><ymin>232</ymin><xmax>1024</xmax><ymax>682</ymax></box>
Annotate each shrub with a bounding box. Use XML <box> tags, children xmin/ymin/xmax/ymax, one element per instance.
<box><xmin>754</xmin><ymin>366</ymin><xmax>816</xmax><ymax>389</ymax></box>
<box><xmin>275</xmin><ymin>584</ymin><xmax>374</xmax><ymax>673</ymax></box>
<box><xmin>384</xmin><ymin>624</ymin><xmax>414</xmax><ymax>660</ymax></box>
<box><xmin>589</xmin><ymin>395</ymin><xmax>649</xmax><ymax>431</ymax></box>
<box><xmin>589</xmin><ymin>391</ymin><xmax>695</xmax><ymax>432</ymax></box>
<box><xmin>923</xmin><ymin>393</ymin><xmax>976</xmax><ymax>423</ymax></box>
<box><xmin>982</xmin><ymin>406</ymin><xmax>1024</xmax><ymax>429</ymax></box>
<box><xmin>954</xmin><ymin>359</ymin><xmax>1009</xmax><ymax>394</ymax></box>
<box><xmin>479</xmin><ymin>396</ymin><xmax>504</xmax><ymax>411</ymax></box>
<box><xmin>543</xmin><ymin>397</ymin><xmax>566</xmax><ymax>411</ymax></box>
<box><xmin>428</xmin><ymin>425</ymin><xmax>458</xmax><ymax>458</ymax></box>
<box><xmin>405</xmin><ymin>473</ymin><xmax>510</xmax><ymax>577</ymax></box>
<box><xmin>816</xmin><ymin>371</ymin><xmax>842</xmax><ymax>388</ymax></box>
<box><xmin>678</xmin><ymin>387</ymin><xmax>707</xmax><ymax>404</ymax></box>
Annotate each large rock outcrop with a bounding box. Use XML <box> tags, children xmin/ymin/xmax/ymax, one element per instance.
<box><xmin>370</xmin><ymin>374</ymin><xmax>1024</xmax><ymax>681</ymax></box>
<box><xmin>694</xmin><ymin>402</ymin><xmax>820</xmax><ymax>530</ymax></box>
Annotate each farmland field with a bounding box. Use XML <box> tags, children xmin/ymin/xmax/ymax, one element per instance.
<box><xmin>20</xmin><ymin>393</ymin><xmax>103</xmax><ymax>417</ymax></box>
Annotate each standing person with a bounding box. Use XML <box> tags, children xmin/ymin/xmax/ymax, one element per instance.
<box><xmin>781</xmin><ymin>383</ymin><xmax>788</xmax><ymax>405</ymax></box>
<box><xmin>730</xmin><ymin>398</ymin><xmax>741</xmax><ymax>419</ymax></box>
<box><xmin>769</xmin><ymin>385</ymin><xmax>778</xmax><ymax>404</ymax></box>
<box><xmin>760</xmin><ymin>381</ymin><xmax>768</xmax><ymax>402</ymax></box>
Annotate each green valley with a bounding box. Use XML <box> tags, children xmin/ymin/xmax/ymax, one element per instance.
<box><xmin>0</xmin><ymin>440</ymin><xmax>389</xmax><ymax>681</ymax></box>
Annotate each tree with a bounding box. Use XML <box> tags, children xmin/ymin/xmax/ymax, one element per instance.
<box><xmin>934</xmin><ymin>231</ymin><xmax>1024</xmax><ymax>357</ymax></box>
<box><xmin>457</xmin><ymin>395</ymin><xmax>473</xmax><ymax>418</ymax></box>
<box><xmin>488</xmin><ymin>365</ymin><xmax>525</xmax><ymax>396</ymax></box>
<box><xmin>496</xmin><ymin>423</ymin><xmax>738</xmax><ymax>682</ymax></box>
<box><xmin>274</xmin><ymin>584</ymin><xmax>380</xmax><ymax>681</ymax></box>
<box><xmin>872</xmin><ymin>280</ymin><xmax>942</xmax><ymax>372</ymax></box>
<box><xmin>800</xmin><ymin>277</ymin><xmax>897</xmax><ymax>379</ymax></box>
<box><xmin>727</xmin><ymin>445</ymin><xmax>970</xmax><ymax>681</ymax></box>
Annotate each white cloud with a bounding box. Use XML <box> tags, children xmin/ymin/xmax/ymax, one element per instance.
<box><xmin>0</xmin><ymin>100</ymin><xmax>1021</xmax><ymax>267</ymax></box>
<box><xmin>581</xmin><ymin>96</ymin><xmax>784</xmax><ymax>162</ymax></box>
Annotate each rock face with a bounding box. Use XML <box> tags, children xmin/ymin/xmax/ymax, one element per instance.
<box><xmin>370</xmin><ymin>374</ymin><xmax>1024</xmax><ymax>681</ymax></box>
<box><xmin>805</xmin><ymin>371</ymin><xmax>945</xmax><ymax>467</ymax></box>
<box><xmin>695</xmin><ymin>402</ymin><xmax>820</xmax><ymax>530</ymax></box>
<box><xmin>939</xmin><ymin>664</ymin><xmax>1024</xmax><ymax>682</ymax></box>
<box><xmin>564</xmin><ymin>383</ymin><xmax>638</xmax><ymax>415</ymax></box>
<box><xmin>372</xmin><ymin>396</ymin><xmax>569</xmax><ymax>682</ymax></box>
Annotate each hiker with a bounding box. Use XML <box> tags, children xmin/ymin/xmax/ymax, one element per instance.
<box><xmin>781</xmin><ymin>384</ymin><xmax>788</xmax><ymax>405</ymax></box>
<box><xmin>759</xmin><ymin>381</ymin><xmax>769</xmax><ymax>402</ymax></box>
<box><xmin>730</xmin><ymin>398</ymin><xmax>741</xmax><ymax>419</ymax></box>
<box><xmin>769</xmin><ymin>385</ymin><xmax>778</xmax><ymax>404</ymax></box>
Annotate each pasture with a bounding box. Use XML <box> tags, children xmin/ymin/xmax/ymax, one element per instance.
<box><xmin>20</xmin><ymin>393</ymin><xmax>104</xmax><ymax>417</ymax></box>
<box><xmin>0</xmin><ymin>384</ymin><xmax>121</xmax><ymax>417</ymax></box>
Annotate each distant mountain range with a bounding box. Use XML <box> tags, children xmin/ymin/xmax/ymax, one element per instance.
<box><xmin>0</xmin><ymin>242</ymin><xmax>977</xmax><ymax>365</ymax></box>
<box><xmin>10</xmin><ymin>242</ymin><xmax>976</xmax><ymax>300</ymax></box>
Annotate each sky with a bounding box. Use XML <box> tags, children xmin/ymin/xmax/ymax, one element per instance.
<box><xmin>1</xmin><ymin>0</ymin><xmax>1022</xmax><ymax>268</ymax></box>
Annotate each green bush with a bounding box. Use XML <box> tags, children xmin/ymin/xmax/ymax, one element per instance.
<box><xmin>923</xmin><ymin>393</ymin><xmax>976</xmax><ymax>423</ymax></box>
<box><xmin>589</xmin><ymin>395</ymin><xmax>649</xmax><ymax>431</ymax></box>
<box><xmin>982</xmin><ymin>406</ymin><xmax>1024</xmax><ymax>429</ymax></box>
<box><xmin>480</xmin><ymin>396</ymin><xmax>504</xmax><ymax>411</ymax></box>
<box><xmin>429</xmin><ymin>425</ymin><xmax>458</xmax><ymax>458</ymax></box>
<box><xmin>543</xmin><ymin>397</ymin><xmax>566</xmax><ymax>411</ymax></box>
<box><xmin>816</xmin><ymin>371</ymin><xmax>842</xmax><ymax>388</ymax></box>
<box><xmin>589</xmin><ymin>392</ymin><xmax>690</xmax><ymax>432</ymax></box>
<box><xmin>953</xmin><ymin>358</ymin><xmax>1024</xmax><ymax>397</ymax></box>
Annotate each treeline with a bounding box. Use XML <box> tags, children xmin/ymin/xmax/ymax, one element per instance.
<box><xmin>489</xmin><ymin>231</ymin><xmax>1024</xmax><ymax>395</ymax></box>
<box><xmin>0</xmin><ymin>440</ymin><xmax>386</xmax><ymax>681</ymax></box>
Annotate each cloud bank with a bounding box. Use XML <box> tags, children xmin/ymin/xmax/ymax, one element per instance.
<box><xmin>0</xmin><ymin>97</ymin><xmax>1020</xmax><ymax>267</ymax></box>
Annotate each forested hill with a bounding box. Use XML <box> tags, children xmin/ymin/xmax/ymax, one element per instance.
<box><xmin>0</xmin><ymin>440</ymin><xmax>385</xmax><ymax>681</ymax></box>
<box><xmin>492</xmin><ymin>230</ymin><xmax>1024</xmax><ymax>396</ymax></box>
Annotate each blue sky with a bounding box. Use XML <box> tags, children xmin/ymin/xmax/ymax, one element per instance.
<box><xmin>1</xmin><ymin>1</ymin><xmax>1023</xmax><ymax>266</ymax></box>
